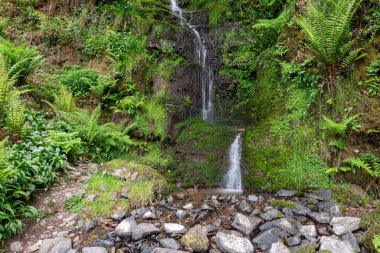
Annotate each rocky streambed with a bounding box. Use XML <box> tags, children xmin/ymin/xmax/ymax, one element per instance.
<box><xmin>8</xmin><ymin>185</ymin><xmax>368</xmax><ymax>253</ymax></box>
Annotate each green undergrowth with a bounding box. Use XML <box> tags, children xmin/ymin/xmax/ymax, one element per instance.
<box><xmin>172</xmin><ymin>117</ymin><xmax>237</xmax><ymax>187</ymax></box>
<box><xmin>66</xmin><ymin>159</ymin><xmax>173</xmax><ymax>217</ymax></box>
<box><xmin>360</xmin><ymin>206</ymin><xmax>380</xmax><ymax>252</ymax></box>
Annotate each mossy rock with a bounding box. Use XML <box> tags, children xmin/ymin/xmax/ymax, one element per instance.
<box><xmin>77</xmin><ymin>160</ymin><xmax>173</xmax><ymax>217</ymax></box>
<box><xmin>272</xmin><ymin>199</ymin><xmax>297</xmax><ymax>209</ymax></box>
<box><xmin>102</xmin><ymin>159</ymin><xmax>165</xmax><ymax>181</ymax></box>
<box><xmin>359</xmin><ymin>224</ymin><xmax>380</xmax><ymax>252</ymax></box>
<box><xmin>360</xmin><ymin>206</ymin><xmax>380</xmax><ymax>230</ymax></box>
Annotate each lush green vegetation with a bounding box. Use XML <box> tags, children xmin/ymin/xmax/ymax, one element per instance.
<box><xmin>0</xmin><ymin>0</ymin><xmax>379</xmax><ymax>246</ymax></box>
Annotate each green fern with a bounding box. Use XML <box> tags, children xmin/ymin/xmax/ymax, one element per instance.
<box><xmin>6</xmin><ymin>91</ymin><xmax>25</xmax><ymax>135</ymax></box>
<box><xmin>343</xmin><ymin>157</ymin><xmax>372</xmax><ymax>174</ymax></box>
<box><xmin>329</xmin><ymin>138</ymin><xmax>347</xmax><ymax>150</ymax></box>
<box><xmin>46</xmin><ymin>86</ymin><xmax>76</xmax><ymax>113</ymax></box>
<box><xmin>296</xmin><ymin>0</ymin><xmax>362</xmax><ymax>69</ymax></box>
<box><xmin>322</xmin><ymin>114</ymin><xmax>361</xmax><ymax>137</ymax></box>
<box><xmin>0</xmin><ymin>53</ymin><xmax>15</xmax><ymax>117</ymax></box>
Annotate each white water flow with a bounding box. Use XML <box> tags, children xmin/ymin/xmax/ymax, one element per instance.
<box><xmin>170</xmin><ymin>0</ymin><xmax>214</xmax><ymax>122</ymax></box>
<box><xmin>223</xmin><ymin>133</ymin><xmax>243</xmax><ymax>191</ymax></box>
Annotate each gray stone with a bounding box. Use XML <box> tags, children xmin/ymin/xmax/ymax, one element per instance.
<box><xmin>74</xmin><ymin>189</ymin><xmax>86</xmax><ymax>198</ymax></box>
<box><xmin>175</xmin><ymin>210</ymin><xmax>189</xmax><ymax>219</ymax></box>
<box><xmin>164</xmin><ymin>223</ymin><xmax>187</xmax><ymax>235</ymax></box>
<box><xmin>159</xmin><ymin>238</ymin><xmax>180</xmax><ymax>250</ymax></box>
<box><xmin>237</xmin><ymin>200</ymin><xmax>254</xmax><ymax>213</ymax></box>
<box><xmin>183</xmin><ymin>203</ymin><xmax>195</xmax><ymax>210</ymax></box>
<box><xmin>271</xmin><ymin>218</ymin><xmax>299</xmax><ymax>235</ymax></box>
<box><xmin>304</xmin><ymin>193</ymin><xmax>324</xmax><ymax>201</ymax></box>
<box><xmin>293</xmin><ymin>205</ymin><xmax>311</xmax><ymax>216</ymax></box>
<box><xmin>260</xmin><ymin>209</ymin><xmax>280</xmax><ymax>221</ymax></box>
<box><xmin>342</xmin><ymin>232</ymin><xmax>360</xmax><ymax>252</ymax></box>
<box><xmin>331</xmin><ymin>205</ymin><xmax>345</xmax><ymax>217</ymax></box>
<box><xmin>282</xmin><ymin>208</ymin><xmax>293</xmax><ymax>217</ymax></box>
<box><xmin>276</xmin><ymin>190</ymin><xmax>296</xmax><ymax>197</ymax></box>
<box><xmin>269</xmin><ymin>241</ymin><xmax>290</xmax><ymax>253</ymax></box>
<box><xmin>231</xmin><ymin>213</ymin><xmax>262</xmax><ymax>236</ymax></box>
<box><xmin>27</xmin><ymin>241</ymin><xmax>42</xmax><ymax>252</ymax></box>
<box><xmin>299</xmin><ymin>225</ymin><xmax>317</xmax><ymax>238</ymax></box>
<box><xmin>307</xmin><ymin>212</ymin><xmax>331</xmax><ymax>224</ymax></box>
<box><xmin>259</xmin><ymin>221</ymin><xmax>275</xmax><ymax>231</ymax></box>
<box><xmin>201</xmin><ymin>203</ymin><xmax>216</xmax><ymax>211</ymax></box>
<box><xmin>82</xmin><ymin>247</ymin><xmax>108</xmax><ymax>253</ymax></box>
<box><xmin>132</xmin><ymin>223</ymin><xmax>160</xmax><ymax>241</ymax></box>
<box><xmin>180</xmin><ymin>225</ymin><xmax>209</xmax><ymax>253</ymax></box>
<box><xmin>286</xmin><ymin>236</ymin><xmax>301</xmax><ymax>246</ymax></box>
<box><xmin>87</xmin><ymin>194</ymin><xmax>98</xmax><ymax>202</ymax></box>
<box><xmin>115</xmin><ymin>218</ymin><xmax>137</xmax><ymax>237</ymax></box>
<box><xmin>152</xmin><ymin>248</ymin><xmax>187</xmax><ymax>253</ymax></box>
<box><xmin>230</xmin><ymin>195</ymin><xmax>239</xmax><ymax>204</ymax></box>
<box><xmin>331</xmin><ymin>216</ymin><xmax>361</xmax><ymax>235</ymax></box>
<box><xmin>111</xmin><ymin>211</ymin><xmax>127</xmax><ymax>221</ymax></box>
<box><xmin>78</xmin><ymin>219</ymin><xmax>97</xmax><ymax>233</ymax></box>
<box><xmin>39</xmin><ymin>237</ymin><xmax>72</xmax><ymax>253</ymax></box>
<box><xmin>167</xmin><ymin>196</ymin><xmax>174</xmax><ymax>203</ymax></box>
<box><xmin>316</xmin><ymin>190</ymin><xmax>333</xmax><ymax>201</ymax></box>
<box><xmin>248</xmin><ymin>195</ymin><xmax>259</xmax><ymax>202</ymax></box>
<box><xmin>317</xmin><ymin>227</ymin><xmax>330</xmax><ymax>236</ymax></box>
<box><xmin>252</xmin><ymin>228</ymin><xmax>288</xmax><ymax>251</ymax></box>
<box><xmin>93</xmin><ymin>239</ymin><xmax>114</xmax><ymax>247</ymax></box>
<box><xmin>142</xmin><ymin>211</ymin><xmax>156</xmax><ymax>220</ymax></box>
<box><xmin>216</xmin><ymin>232</ymin><xmax>254</xmax><ymax>253</ymax></box>
<box><xmin>319</xmin><ymin>236</ymin><xmax>354</xmax><ymax>253</ymax></box>
<box><xmin>10</xmin><ymin>241</ymin><xmax>23</xmax><ymax>252</ymax></box>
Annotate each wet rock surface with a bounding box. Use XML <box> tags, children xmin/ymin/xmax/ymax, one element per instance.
<box><xmin>7</xmin><ymin>188</ymin><xmax>367</xmax><ymax>253</ymax></box>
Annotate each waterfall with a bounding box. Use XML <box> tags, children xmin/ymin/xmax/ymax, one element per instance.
<box><xmin>170</xmin><ymin>0</ymin><xmax>214</xmax><ymax>123</ymax></box>
<box><xmin>223</xmin><ymin>133</ymin><xmax>243</xmax><ymax>191</ymax></box>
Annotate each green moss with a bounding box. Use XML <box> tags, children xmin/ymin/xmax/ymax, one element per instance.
<box><xmin>360</xmin><ymin>206</ymin><xmax>380</xmax><ymax>230</ymax></box>
<box><xmin>308</xmin><ymin>198</ymin><xmax>317</xmax><ymax>205</ymax></box>
<box><xmin>359</xmin><ymin>224</ymin><xmax>380</xmax><ymax>252</ymax></box>
<box><xmin>272</xmin><ymin>199</ymin><xmax>297</xmax><ymax>209</ymax></box>
<box><xmin>173</xmin><ymin>117</ymin><xmax>236</xmax><ymax>187</ymax></box>
<box><xmin>79</xmin><ymin>159</ymin><xmax>173</xmax><ymax>216</ymax></box>
<box><xmin>332</xmin><ymin>186</ymin><xmax>370</xmax><ymax>208</ymax></box>
<box><xmin>65</xmin><ymin>196</ymin><xmax>84</xmax><ymax>213</ymax></box>
<box><xmin>293</xmin><ymin>245</ymin><xmax>317</xmax><ymax>253</ymax></box>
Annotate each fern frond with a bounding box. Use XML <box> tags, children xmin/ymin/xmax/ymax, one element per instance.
<box><xmin>6</xmin><ymin>91</ymin><xmax>25</xmax><ymax>135</ymax></box>
<box><xmin>329</xmin><ymin>138</ymin><xmax>347</xmax><ymax>150</ymax></box>
<box><xmin>342</xmin><ymin>48</ymin><xmax>365</xmax><ymax>68</ymax></box>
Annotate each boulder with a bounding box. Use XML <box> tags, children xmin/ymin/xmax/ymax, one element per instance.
<box><xmin>164</xmin><ymin>223</ymin><xmax>187</xmax><ymax>235</ymax></box>
<box><xmin>82</xmin><ymin>247</ymin><xmax>108</xmax><ymax>253</ymax></box>
<box><xmin>132</xmin><ymin>223</ymin><xmax>160</xmax><ymax>241</ymax></box>
<box><xmin>271</xmin><ymin>218</ymin><xmax>299</xmax><ymax>235</ymax></box>
<box><xmin>231</xmin><ymin>213</ymin><xmax>262</xmax><ymax>236</ymax></box>
<box><xmin>39</xmin><ymin>237</ymin><xmax>72</xmax><ymax>253</ymax></box>
<box><xmin>269</xmin><ymin>241</ymin><xmax>290</xmax><ymax>253</ymax></box>
<box><xmin>216</xmin><ymin>232</ymin><xmax>254</xmax><ymax>253</ymax></box>
<box><xmin>10</xmin><ymin>241</ymin><xmax>23</xmax><ymax>252</ymax></box>
<box><xmin>152</xmin><ymin>248</ymin><xmax>188</xmax><ymax>253</ymax></box>
<box><xmin>330</xmin><ymin>217</ymin><xmax>361</xmax><ymax>235</ymax></box>
<box><xmin>159</xmin><ymin>238</ymin><xmax>181</xmax><ymax>250</ymax></box>
<box><xmin>180</xmin><ymin>225</ymin><xmax>209</xmax><ymax>252</ymax></box>
<box><xmin>286</xmin><ymin>236</ymin><xmax>301</xmax><ymax>246</ymax></box>
<box><xmin>319</xmin><ymin>236</ymin><xmax>354</xmax><ymax>253</ymax></box>
<box><xmin>307</xmin><ymin>212</ymin><xmax>331</xmax><ymax>224</ymax></box>
<box><xmin>260</xmin><ymin>209</ymin><xmax>280</xmax><ymax>221</ymax></box>
<box><xmin>276</xmin><ymin>190</ymin><xmax>296</xmax><ymax>197</ymax></box>
<box><xmin>252</xmin><ymin>228</ymin><xmax>287</xmax><ymax>251</ymax></box>
<box><xmin>115</xmin><ymin>218</ymin><xmax>137</xmax><ymax>237</ymax></box>
<box><xmin>342</xmin><ymin>232</ymin><xmax>360</xmax><ymax>252</ymax></box>
<box><xmin>299</xmin><ymin>225</ymin><xmax>317</xmax><ymax>238</ymax></box>
<box><xmin>237</xmin><ymin>200</ymin><xmax>254</xmax><ymax>213</ymax></box>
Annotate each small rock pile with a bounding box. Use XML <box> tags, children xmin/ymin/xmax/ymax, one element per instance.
<box><xmin>12</xmin><ymin>189</ymin><xmax>364</xmax><ymax>253</ymax></box>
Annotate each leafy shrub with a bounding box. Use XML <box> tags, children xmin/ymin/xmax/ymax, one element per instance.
<box><xmin>112</xmin><ymin>95</ymin><xmax>144</xmax><ymax>117</ymax></box>
<box><xmin>84</xmin><ymin>32</ymin><xmax>108</xmax><ymax>58</ymax></box>
<box><xmin>60</xmin><ymin>66</ymin><xmax>99</xmax><ymax>97</ymax></box>
<box><xmin>0</xmin><ymin>38</ymin><xmax>42</xmax><ymax>84</ymax></box>
<box><xmin>0</xmin><ymin>110</ymin><xmax>67</xmax><ymax>240</ymax></box>
<box><xmin>59</xmin><ymin>106</ymin><xmax>134</xmax><ymax>161</ymax></box>
<box><xmin>365</xmin><ymin>56</ymin><xmax>380</xmax><ymax>96</ymax></box>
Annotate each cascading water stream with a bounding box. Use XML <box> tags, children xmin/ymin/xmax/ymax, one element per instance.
<box><xmin>170</xmin><ymin>0</ymin><xmax>214</xmax><ymax>122</ymax></box>
<box><xmin>222</xmin><ymin>133</ymin><xmax>243</xmax><ymax>191</ymax></box>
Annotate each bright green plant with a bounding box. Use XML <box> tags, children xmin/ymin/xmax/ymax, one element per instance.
<box><xmin>112</xmin><ymin>95</ymin><xmax>144</xmax><ymax>117</ymax></box>
<box><xmin>60</xmin><ymin>66</ymin><xmax>99</xmax><ymax>97</ymax></box>
<box><xmin>0</xmin><ymin>39</ymin><xmax>42</xmax><ymax>84</ymax></box>
<box><xmin>47</xmin><ymin>86</ymin><xmax>76</xmax><ymax>113</ymax></box>
<box><xmin>365</xmin><ymin>56</ymin><xmax>380</xmax><ymax>96</ymax></box>
<box><xmin>373</xmin><ymin>235</ymin><xmax>380</xmax><ymax>253</ymax></box>
<box><xmin>47</xmin><ymin>130</ymin><xmax>82</xmax><ymax>160</ymax></box>
<box><xmin>326</xmin><ymin>155</ymin><xmax>380</xmax><ymax>179</ymax></box>
<box><xmin>322</xmin><ymin>114</ymin><xmax>361</xmax><ymax>150</ymax></box>
<box><xmin>59</xmin><ymin>106</ymin><xmax>134</xmax><ymax>160</ymax></box>
<box><xmin>84</xmin><ymin>32</ymin><xmax>108</xmax><ymax>58</ymax></box>
<box><xmin>6</xmin><ymin>92</ymin><xmax>25</xmax><ymax>135</ymax></box>
<box><xmin>296</xmin><ymin>0</ymin><xmax>363</xmax><ymax>93</ymax></box>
